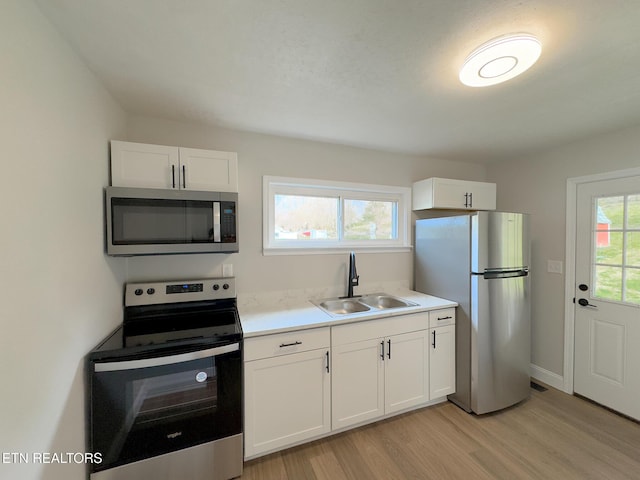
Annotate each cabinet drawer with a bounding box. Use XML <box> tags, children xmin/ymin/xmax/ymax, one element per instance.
<box><xmin>244</xmin><ymin>327</ymin><xmax>330</xmax><ymax>361</ymax></box>
<box><xmin>332</xmin><ymin>312</ymin><xmax>429</xmax><ymax>346</ymax></box>
<box><xmin>429</xmin><ymin>308</ymin><xmax>456</xmax><ymax>328</ymax></box>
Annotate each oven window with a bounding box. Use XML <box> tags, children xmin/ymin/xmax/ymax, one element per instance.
<box><xmin>131</xmin><ymin>367</ymin><xmax>217</xmax><ymax>424</ymax></box>
<box><xmin>111</xmin><ymin>198</ymin><xmax>214</xmax><ymax>245</ymax></box>
<box><xmin>90</xmin><ymin>347</ymin><xmax>241</xmax><ymax>472</ymax></box>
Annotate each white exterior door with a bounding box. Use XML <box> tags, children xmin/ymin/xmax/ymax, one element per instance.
<box><xmin>574</xmin><ymin>175</ymin><xmax>640</xmax><ymax>420</ymax></box>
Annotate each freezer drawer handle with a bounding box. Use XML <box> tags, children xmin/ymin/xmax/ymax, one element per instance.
<box><xmin>279</xmin><ymin>341</ymin><xmax>302</xmax><ymax>348</ymax></box>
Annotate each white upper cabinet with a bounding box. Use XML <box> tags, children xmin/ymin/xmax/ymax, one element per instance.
<box><xmin>110</xmin><ymin>140</ymin><xmax>238</xmax><ymax>192</ymax></box>
<box><xmin>412</xmin><ymin>177</ymin><xmax>496</xmax><ymax>210</ymax></box>
<box><xmin>178</xmin><ymin>147</ymin><xmax>238</xmax><ymax>192</ymax></box>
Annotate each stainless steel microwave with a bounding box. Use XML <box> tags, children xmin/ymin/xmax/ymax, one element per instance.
<box><xmin>106</xmin><ymin>187</ymin><xmax>238</xmax><ymax>256</ymax></box>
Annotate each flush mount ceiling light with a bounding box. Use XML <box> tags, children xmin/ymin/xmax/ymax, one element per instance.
<box><xmin>459</xmin><ymin>33</ymin><xmax>542</xmax><ymax>87</ymax></box>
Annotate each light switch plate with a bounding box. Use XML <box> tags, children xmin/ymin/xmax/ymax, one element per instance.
<box><xmin>547</xmin><ymin>260</ymin><xmax>563</xmax><ymax>274</ymax></box>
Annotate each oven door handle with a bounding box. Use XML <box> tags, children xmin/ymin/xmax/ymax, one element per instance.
<box><xmin>94</xmin><ymin>342</ymin><xmax>240</xmax><ymax>372</ymax></box>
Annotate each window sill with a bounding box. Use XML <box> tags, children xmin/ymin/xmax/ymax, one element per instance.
<box><xmin>263</xmin><ymin>245</ymin><xmax>413</xmax><ymax>256</ymax></box>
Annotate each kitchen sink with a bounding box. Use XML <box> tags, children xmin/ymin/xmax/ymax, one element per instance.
<box><xmin>358</xmin><ymin>294</ymin><xmax>416</xmax><ymax>309</ymax></box>
<box><xmin>313</xmin><ymin>293</ymin><xmax>417</xmax><ymax>316</ymax></box>
<box><xmin>317</xmin><ymin>299</ymin><xmax>371</xmax><ymax>315</ymax></box>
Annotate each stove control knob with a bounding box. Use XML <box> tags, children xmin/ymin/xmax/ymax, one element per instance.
<box><xmin>134</xmin><ymin>288</ymin><xmax>143</xmax><ymax>296</ymax></box>
<box><xmin>147</xmin><ymin>288</ymin><xmax>155</xmax><ymax>295</ymax></box>
<box><xmin>213</xmin><ymin>284</ymin><xmax>220</xmax><ymax>291</ymax></box>
<box><xmin>223</xmin><ymin>283</ymin><xmax>230</xmax><ymax>290</ymax></box>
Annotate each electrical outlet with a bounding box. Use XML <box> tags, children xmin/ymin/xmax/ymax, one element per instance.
<box><xmin>222</xmin><ymin>263</ymin><xmax>233</xmax><ymax>277</ymax></box>
<box><xmin>547</xmin><ymin>260</ymin><xmax>563</xmax><ymax>274</ymax></box>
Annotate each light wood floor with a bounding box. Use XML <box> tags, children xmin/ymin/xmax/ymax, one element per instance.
<box><xmin>241</xmin><ymin>385</ymin><xmax>640</xmax><ymax>479</ymax></box>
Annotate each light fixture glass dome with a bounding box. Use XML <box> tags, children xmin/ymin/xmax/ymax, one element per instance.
<box><xmin>459</xmin><ymin>33</ymin><xmax>542</xmax><ymax>87</ymax></box>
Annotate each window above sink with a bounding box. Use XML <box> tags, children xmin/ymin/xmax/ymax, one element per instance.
<box><xmin>263</xmin><ymin>176</ymin><xmax>412</xmax><ymax>255</ymax></box>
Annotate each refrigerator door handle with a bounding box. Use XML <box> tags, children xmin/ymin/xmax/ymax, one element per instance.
<box><xmin>481</xmin><ymin>268</ymin><xmax>529</xmax><ymax>279</ymax></box>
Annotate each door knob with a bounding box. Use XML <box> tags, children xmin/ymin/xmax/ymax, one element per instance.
<box><xmin>578</xmin><ymin>284</ymin><xmax>589</xmax><ymax>291</ymax></box>
<box><xmin>578</xmin><ymin>298</ymin><xmax>597</xmax><ymax>308</ymax></box>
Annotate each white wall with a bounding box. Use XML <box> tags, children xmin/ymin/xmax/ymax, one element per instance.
<box><xmin>125</xmin><ymin>115</ymin><xmax>488</xmax><ymax>296</ymax></box>
<box><xmin>487</xmin><ymin>124</ymin><xmax>640</xmax><ymax>384</ymax></box>
<box><xmin>0</xmin><ymin>2</ymin><xmax>127</xmax><ymax>479</ymax></box>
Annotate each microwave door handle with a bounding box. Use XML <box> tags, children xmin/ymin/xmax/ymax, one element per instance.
<box><xmin>94</xmin><ymin>343</ymin><xmax>240</xmax><ymax>372</ymax></box>
<box><xmin>213</xmin><ymin>202</ymin><xmax>221</xmax><ymax>242</ymax></box>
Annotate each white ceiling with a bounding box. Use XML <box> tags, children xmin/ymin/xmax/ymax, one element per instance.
<box><xmin>35</xmin><ymin>0</ymin><xmax>640</xmax><ymax>163</ymax></box>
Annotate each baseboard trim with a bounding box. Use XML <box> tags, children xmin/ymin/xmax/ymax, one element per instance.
<box><xmin>530</xmin><ymin>364</ymin><xmax>565</xmax><ymax>391</ymax></box>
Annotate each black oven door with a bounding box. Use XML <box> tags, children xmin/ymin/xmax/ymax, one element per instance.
<box><xmin>89</xmin><ymin>342</ymin><xmax>241</xmax><ymax>473</ymax></box>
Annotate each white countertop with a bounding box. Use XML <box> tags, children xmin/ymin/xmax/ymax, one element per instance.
<box><xmin>238</xmin><ymin>288</ymin><xmax>457</xmax><ymax>338</ymax></box>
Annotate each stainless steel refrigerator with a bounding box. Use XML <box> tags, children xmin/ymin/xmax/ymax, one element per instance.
<box><xmin>415</xmin><ymin>211</ymin><xmax>530</xmax><ymax>414</ymax></box>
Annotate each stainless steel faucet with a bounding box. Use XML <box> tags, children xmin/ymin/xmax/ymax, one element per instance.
<box><xmin>346</xmin><ymin>251</ymin><xmax>359</xmax><ymax>298</ymax></box>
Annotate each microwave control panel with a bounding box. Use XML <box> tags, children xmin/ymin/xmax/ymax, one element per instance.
<box><xmin>220</xmin><ymin>201</ymin><xmax>237</xmax><ymax>243</ymax></box>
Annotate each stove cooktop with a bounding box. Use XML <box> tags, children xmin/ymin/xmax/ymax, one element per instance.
<box><xmin>89</xmin><ymin>278</ymin><xmax>242</xmax><ymax>361</ymax></box>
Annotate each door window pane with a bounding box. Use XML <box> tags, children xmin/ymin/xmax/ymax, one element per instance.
<box><xmin>592</xmin><ymin>193</ymin><xmax>640</xmax><ymax>305</ymax></box>
<box><xmin>596</xmin><ymin>196</ymin><xmax>624</xmax><ymax>229</ymax></box>
<box><xmin>626</xmin><ymin>232</ymin><xmax>640</xmax><ymax>267</ymax></box>
<box><xmin>274</xmin><ymin>194</ymin><xmax>338</xmax><ymax>240</ymax></box>
<box><xmin>595</xmin><ymin>232</ymin><xmax>623</xmax><ymax>264</ymax></box>
<box><xmin>594</xmin><ymin>265</ymin><xmax>622</xmax><ymax>302</ymax></box>
<box><xmin>628</xmin><ymin>195</ymin><xmax>640</xmax><ymax>228</ymax></box>
<box><xmin>626</xmin><ymin>268</ymin><xmax>640</xmax><ymax>304</ymax></box>
<box><xmin>344</xmin><ymin>199</ymin><xmax>396</xmax><ymax>240</ymax></box>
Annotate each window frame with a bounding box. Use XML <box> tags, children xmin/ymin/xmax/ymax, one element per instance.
<box><xmin>263</xmin><ymin>176</ymin><xmax>412</xmax><ymax>255</ymax></box>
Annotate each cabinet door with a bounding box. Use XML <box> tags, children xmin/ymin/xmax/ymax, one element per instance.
<box><xmin>432</xmin><ymin>178</ymin><xmax>474</xmax><ymax>209</ymax></box>
<box><xmin>179</xmin><ymin>147</ymin><xmax>238</xmax><ymax>192</ymax></box>
<box><xmin>466</xmin><ymin>182</ymin><xmax>496</xmax><ymax>210</ymax></box>
<box><xmin>110</xmin><ymin>140</ymin><xmax>179</xmax><ymax>189</ymax></box>
<box><xmin>244</xmin><ymin>349</ymin><xmax>330</xmax><ymax>458</ymax></box>
<box><xmin>429</xmin><ymin>325</ymin><xmax>456</xmax><ymax>398</ymax></box>
<box><xmin>331</xmin><ymin>338</ymin><xmax>384</xmax><ymax>430</ymax></box>
<box><xmin>384</xmin><ymin>330</ymin><xmax>430</xmax><ymax>414</ymax></box>
<box><xmin>413</xmin><ymin>177</ymin><xmax>496</xmax><ymax>210</ymax></box>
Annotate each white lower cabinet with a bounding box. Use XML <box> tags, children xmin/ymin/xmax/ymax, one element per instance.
<box><xmin>331</xmin><ymin>338</ymin><xmax>385</xmax><ymax>430</ymax></box>
<box><xmin>244</xmin><ymin>328</ymin><xmax>331</xmax><ymax>459</ymax></box>
<box><xmin>243</xmin><ymin>308</ymin><xmax>455</xmax><ymax>459</ymax></box>
<box><xmin>385</xmin><ymin>330</ymin><xmax>430</xmax><ymax>414</ymax></box>
<box><xmin>428</xmin><ymin>308</ymin><xmax>456</xmax><ymax>398</ymax></box>
<box><xmin>331</xmin><ymin>313</ymin><xmax>432</xmax><ymax>430</ymax></box>
<box><xmin>332</xmin><ymin>330</ymin><xmax>430</xmax><ymax>431</ymax></box>
<box><xmin>429</xmin><ymin>324</ymin><xmax>456</xmax><ymax>398</ymax></box>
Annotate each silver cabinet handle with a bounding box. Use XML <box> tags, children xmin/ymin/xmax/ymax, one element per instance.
<box><xmin>94</xmin><ymin>343</ymin><xmax>239</xmax><ymax>372</ymax></box>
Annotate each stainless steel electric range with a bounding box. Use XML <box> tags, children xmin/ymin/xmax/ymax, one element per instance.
<box><xmin>87</xmin><ymin>278</ymin><xmax>243</xmax><ymax>480</ymax></box>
